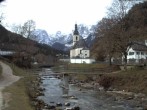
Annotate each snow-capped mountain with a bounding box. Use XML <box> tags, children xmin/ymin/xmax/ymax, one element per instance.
<box><xmin>30</xmin><ymin>29</ymin><xmax>55</xmax><ymax>46</ymax></box>
<box><xmin>30</xmin><ymin>24</ymin><xmax>96</xmax><ymax>51</ymax></box>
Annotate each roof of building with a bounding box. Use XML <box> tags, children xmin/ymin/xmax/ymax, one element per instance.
<box><xmin>131</xmin><ymin>42</ymin><xmax>147</xmax><ymax>51</ymax></box>
<box><xmin>72</xmin><ymin>38</ymin><xmax>89</xmax><ymax>49</ymax></box>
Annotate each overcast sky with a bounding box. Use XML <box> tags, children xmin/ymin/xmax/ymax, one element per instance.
<box><xmin>1</xmin><ymin>0</ymin><xmax>112</xmax><ymax>34</ymax></box>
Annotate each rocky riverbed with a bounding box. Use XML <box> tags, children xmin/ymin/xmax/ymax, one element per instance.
<box><xmin>28</xmin><ymin>68</ymin><xmax>147</xmax><ymax>110</ymax></box>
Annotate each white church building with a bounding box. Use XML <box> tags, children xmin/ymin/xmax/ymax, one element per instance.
<box><xmin>70</xmin><ymin>24</ymin><xmax>95</xmax><ymax>64</ymax></box>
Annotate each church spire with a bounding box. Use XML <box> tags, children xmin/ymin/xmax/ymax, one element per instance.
<box><xmin>74</xmin><ymin>24</ymin><xmax>79</xmax><ymax>35</ymax></box>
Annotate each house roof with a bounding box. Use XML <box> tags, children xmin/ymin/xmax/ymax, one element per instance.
<box><xmin>72</xmin><ymin>38</ymin><xmax>89</xmax><ymax>49</ymax></box>
<box><xmin>131</xmin><ymin>42</ymin><xmax>147</xmax><ymax>51</ymax></box>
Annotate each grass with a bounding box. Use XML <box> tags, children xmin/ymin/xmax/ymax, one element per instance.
<box><xmin>0</xmin><ymin>65</ymin><xmax>2</xmax><ymax>77</ymax></box>
<box><xmin>65</xmin><ymin>64</ymin><xmax>147</xmax><ymax>95</ymax></box>
<box><xmin>52</xmin><ymin>63</ymin><xmax>116</xmax><ymax>74</ymax></box>
<box><xmin>67</xmin><ymin>63</ymin><xmax>109</xmax><ymax>69</ymax></box>
<box><xmin>106</xmin><ymin>68</ymin><xmax>147</xmax><ymax>94</ymax></box>
<box><xmin>2</xmin><ymin>63</ymin><xmax>35</xmax><ymax>110</ymax></box>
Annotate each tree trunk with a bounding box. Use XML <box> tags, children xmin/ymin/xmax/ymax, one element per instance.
<box><xmin>109</xmin><ymin>56</ymin><xmax>112</xmax><ymax>66</ymax></box>
<box><xmin>124</xmin><ymin>52</ymin><xmax>127</xmax><ymax>70</ymax></box>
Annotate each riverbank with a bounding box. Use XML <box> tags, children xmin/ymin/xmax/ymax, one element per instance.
<box><xmin>0</xmin><ymin>61</ymin><xmax>35</xmax><ymax>110</ymax></box>
<box><xmin>0</xmin><ymin>62</ymin><xmax>147</xmax><ymax>109</ymax></box>
<box><xmin>0</xmin><ymin>61</ymin><xmax>20</xmax><ymax>109</ymax></box>
<box><xmin>31</xmin><ymin>68</ymin><xmax>147</xmax><ymax>110</ymax></box>
<box><xmin>69</xmin><ymin>68</ymin><xmax>147</xmax><ymax>109</ymax></box>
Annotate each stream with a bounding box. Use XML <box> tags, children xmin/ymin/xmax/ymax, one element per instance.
<box><xmin>38</xmin><ymin>68</ymin><xmax>145</xmax><ymax>110</ymax></box>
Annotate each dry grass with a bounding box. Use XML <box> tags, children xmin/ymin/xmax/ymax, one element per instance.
<box><xmin>3</xmin><ymin>78</ymin><xmax>34</xmax><ymax>110</ymax></box>
<box><xmin>2</xmin><ymin>63</ymin><xmax>34</xmax><ymax>110</ymax></box>
<box><xmin>0</xmin><ymin>65</ymin><xmax>2</xmax><ymax>76</ymax></box>
<box><xmin>107</xmin><ymin>68</ymin><xmax>147</xmax><ymax>94</ymax></box>
<box><xmin>67</xmin><ymin>63</ymin><xmax>109</xmax><ymax>69</ymax></box>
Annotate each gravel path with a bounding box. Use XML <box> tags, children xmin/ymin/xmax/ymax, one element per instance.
<box><xmin>0</xmin><ymin>61</ymin><xmax>20</xmax><ymax>110</ymax></box>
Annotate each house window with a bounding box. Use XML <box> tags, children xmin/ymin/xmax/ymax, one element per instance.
<box><xmin>136</xmin><ymin>52</ymin><xmax>140</xmax><ymax>55</ymax></box>
<box><xmin>141</xmin><ymin>52</ymin><xmax>144</xmax><ymax>55</ymax></box>
<box><xmin>129</xmin><ymin>52</ymin><xmax>134</xmax><ymax>55</ymax></box>
<box><xmin>85</xmin><ymin>54</ymin><xmax>87</xmax><ymax>56</ymax></box>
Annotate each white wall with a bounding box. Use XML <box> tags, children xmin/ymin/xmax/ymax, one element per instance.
<box><xmin>70</xmin><ymin>58</ymin><xmax>95</xmax><ymax>64</ymax></box>
<box><xmin>81</xmin><ymin>50</ymin><xmax>90</xmax><ymax>58</ymax></box>
<box><xmin>73</xmin><ymin>35</ymin><xmax>80</xmax><ymax>45</ymax></box>
<box><xmin>127</xmin><ymin>48</ymin><xmax>147</xmax><ymax>63</ymax></box>
<box><xmin>70</xmin><ymin>48</ymin><xmax>83</xmax><ymax>58</ymax></box>
<box><xmin>70</xmin><ymin>49</ymin><xmax>75</xmax><ymax>58</ymax></box>
<box><xmin>127</xmin><ymin>48</ymin><xmax>147</xmax><ymax>60</ymax></box>
<box><xmin>0</xmin><ymin>50</ymin><xmax>15</xmax><ymax>55</ymax></box>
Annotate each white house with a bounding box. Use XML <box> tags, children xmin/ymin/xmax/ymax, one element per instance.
<box><xmin>70</xmin><ymin>24</ymin><xmax>95</xmax><ymax>64</ymax></box>
<box><xmin>0</xmin><ymin>49</ymin><xmax>15</xmax><ymax>56</ymax></box>
<box><xmin>126</xmin><ymin>41</ymin><xmax>147</xmax><ymax>64</ymax></box>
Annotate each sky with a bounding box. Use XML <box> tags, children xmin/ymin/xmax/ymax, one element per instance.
<box><xmin>1</xmin><ymin>0</ymin><xmax>112</xmax><ymax>34</ymax></box>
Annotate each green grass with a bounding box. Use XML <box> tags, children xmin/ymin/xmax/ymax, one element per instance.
<box><xmin>2</xmin><ymin>63</ymin><xmax>35</xmax><ymax>110</ymax></box>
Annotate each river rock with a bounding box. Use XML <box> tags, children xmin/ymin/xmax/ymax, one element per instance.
<box><xmin>56</xmin><ymin>102</ymin><xmax>62</xmax><ymax>106</ymax></box>
<box><xmin>65</xmin><ymin>102</ymin><xmax>70</xmax><ymax>106</ymax></box>
<box><xmin>65</xmin><ymin>107</ymin><xmax>73</xmax><ymax>110</ymax></box>
<box><xmin>73</xmin><ymin>106</ymin><xmax>80</xmax><ymax>110</ymax></box>
<box><xmin>70</xmin><ymin>96</ymin><xmax>78</xmax><ymax>100</ymax></box>
<box><xmin>134</xmin><ymin>93</ymin><xmax>146</xmax><ymax>99</ymax></box>
<box><xmin>48</xmin><ymin>105</ymin><xmax>56</xmax><ymax>109</ymax></box>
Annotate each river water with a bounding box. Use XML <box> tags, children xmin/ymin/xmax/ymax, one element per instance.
<box><xmin>38</xmin><ymin>68</ymin><xmax>144</xmax><ymax>110</ymax></box>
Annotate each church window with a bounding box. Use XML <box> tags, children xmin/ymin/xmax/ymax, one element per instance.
<box><xmin>76</xmin><ymin>36</ymin><xmax>78</xmax><ymax>40</ymax></box>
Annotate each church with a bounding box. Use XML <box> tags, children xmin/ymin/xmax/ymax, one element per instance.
<box><xmin>70</xmin><ymin>24</ymin><xmax>95</xmax><ymax>64</ymax></box>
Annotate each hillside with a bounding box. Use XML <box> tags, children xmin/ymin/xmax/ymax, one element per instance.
<box><xmin>0</xmin><ymin>24</ymin><xmax>64</xmax><ymax>67</ymax></box>
<box><xmin>91</xmin><ymin>2</ymin><xmax>147</xmax><ymax>61</ymax></box>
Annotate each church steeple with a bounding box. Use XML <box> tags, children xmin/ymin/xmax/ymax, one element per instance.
<box><xmin>73</xmin><ymin>24</ymin><xmax>80</xmax><ymax>46</ymax></box>
<box><xmin>74</xmin><ymin>24</ymin><xmax>79</xmax><ymax>35</ymax></box>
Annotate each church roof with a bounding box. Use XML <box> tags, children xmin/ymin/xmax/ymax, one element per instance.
<box><xmin>72</xmin><ymin>38</ymin><xmax>89</xmax><ymax>49</ymax></box>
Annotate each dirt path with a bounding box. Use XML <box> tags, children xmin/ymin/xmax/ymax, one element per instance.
<box><xmin>0</xmin><ymin>61</ymin><xmax>20</xmax><ymax>110</ymax></box>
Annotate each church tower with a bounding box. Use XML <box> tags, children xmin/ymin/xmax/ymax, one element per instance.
<box><xmin>73</xmin><ymin>24</ymin><xmax>80</xmax><ymax>45</ymax></box>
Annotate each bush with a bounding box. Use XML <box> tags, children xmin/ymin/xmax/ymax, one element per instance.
<box><xmin>98</xmin><ymin>75</ymin><xmax>115</xmax><ymax>90</ymax></box>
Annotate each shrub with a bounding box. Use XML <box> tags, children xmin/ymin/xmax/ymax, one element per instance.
<box><xmin>98</xmin><ymin>75</ymin><xmax>115</xmax><ymax>90</ymax></box>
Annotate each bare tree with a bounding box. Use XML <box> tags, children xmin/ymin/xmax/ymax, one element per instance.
<box><xmin>106</xmin><ymin>0</ymin><xmax>135</xmax><ymax>69</ymax></box>
<box><xmin>21</xmin><ymin>20</ymin><xmax>36</xmax><ymax>38</ymax></box>
<box><xmin>93</xmin><ymin>0</ymin><xmax>147</xmax><ymax>68</ymax></box>
<box><xmin>94</xmin><ymin>18</ymin><xmax>118</xmax><ymax>65</ymax></box>
<box><xmin>0</xmin><ymin>13</ymin><xmax>4</xmax><ymax>23</ymax></box>
<box><xmin>0</xmin><ymin>2</ymin><xmax>5</xmax><ymax>23</ymax></box>
<box><xmin>11</xmin><ymin>24</ymin><xmax>23</xmax><ymax>35</ymax></box>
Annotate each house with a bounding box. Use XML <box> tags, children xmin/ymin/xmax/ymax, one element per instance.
<box><xmin>0</xmin><ymin>49</ymin><xmax>15</xmax><ymax>56</ymax></box>
<box><xmin>126</xmin><ymin>40</ymin><xmax>147</xmax><ymax>64</ymax></box>
<box><xmin>70</xmin><ymin>24</ymin><xmax>95</xmax><ymax>64</ymax></box>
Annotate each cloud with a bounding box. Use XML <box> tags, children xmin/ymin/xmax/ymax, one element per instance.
<box><xmin>2</xmin><ymin>0</ymin><xmax>112</xmax><ymax>34</ymax></box>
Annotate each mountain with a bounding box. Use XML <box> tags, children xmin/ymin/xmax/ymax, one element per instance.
<box><xmin>30</xmin><ymin>24</ymin><xmax>96</xmax><ymax>51</ymax></box>
<box><xmin>30</xmin><ymin>29</ymin><xmax>54</xmax><ymax>45</ymax></box>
